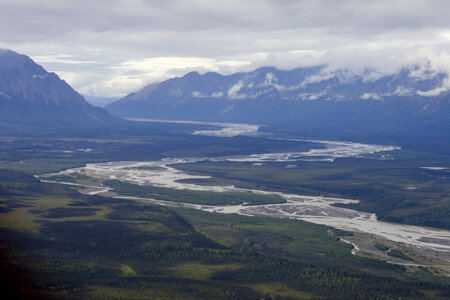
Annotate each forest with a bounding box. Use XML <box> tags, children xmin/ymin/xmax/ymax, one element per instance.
<box><xmin>1</xmin><ymin>167</ymin><xmax>449</xmax><ymax>299</ymax></box>
<box><xmin>0</xmin><ymin>125</ymin><xmax>449</xmax><ymax>299</ymax></box>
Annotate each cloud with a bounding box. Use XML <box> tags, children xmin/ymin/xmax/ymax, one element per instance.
<box><xmin>192</xmin><ymin>91</ymin><xmax>206</xmax><ymax>98</ymax></box>
<box><xmin>1</xmin><ymin>1</ymin><xmax>450</xmax><ymax>97</ymax></box>
<box><xmin>360</xmin><ymin>93</ymin><xmax>382</xmax><ymax>100</ymax></box>
<box><xmin>393</xmin><ymin>86</ymin><xmax>413</xmax><ymax>96</ymax></box>
<box><xmin>302</xmin><ymin>72</ymin><xmax>335</xmax><ymax>86</ymax></box>
<box><xmin>298</xmin><ymin>91</ymin><xmax>327</xmax><ymax>101</ymax></box>
<box><xmin>227</xmin><ymin>80</ymin><xmax>245</xmax><ymax>99</ymax></box>
<box><xmin>261</xmin><ymin>73</ymin><xmax>286</xmax><ymax>91</ymax></box>
<box><xmin>417</xmin><ymin>86</ymin><xmax>448</xmax><ymax>97</ymax></box>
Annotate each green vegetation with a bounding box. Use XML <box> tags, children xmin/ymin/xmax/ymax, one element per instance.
<box><xmin>43</xmin><ymin>173</ymin><xmax>92</xmax><ymax>183</ymax></box>
<box><xmin>174</xmin><ymin>158</ymin><xmax>450</xmax><ymax>229</ymax></box>
<box><xmin>1</xmin><ymin>124</ymin><xmax>450</xmax><ymax>299</ymax></box>
<box><xmin>2</xmin><ymin>126</ymin><xmax>449</xmax><ymax>229</ymax></box>
<box><xmin>120</xmin><ymin>264</ymin><xmax>137</xmax><ymax>277</ymax></box>
<box><xmin>388</xmin><ymin>250</ymin><xmax>414</xmax><ymax>261</ymax></box>
<box><xmin>132</xmin><ymin>166</ymin><xmax>166</xmax><ymax>171</ymax></box>
<box><xmin>175</xmin><ymin>177</ymin><xmax>226</xmax><ymax>186</ymax></box>
<box><xmin>104</xmin><ymin>179</ymin><xmax>285</xmax><ymax>206</ymax></box>
<box><xmin>43</xmin><ymin>207</ymin><xmax>100</xmax><ymax>218</ymax></box>
<box><xmin>176</xmin><ymin>208</ymin><xmax>350</xmax><ymax>263</ymax></box>
<box><xmin>375</xmin><ymin>243</ymin><xmax>389</xmax><ymax>251</ymax></box>
<box><xmin>169</xmin><ymin>262</ymin><xmax>243</xmax><ymax>280</ymax></box>
<box><xmin>250</xmin><ymin>283</ymin><xmax>314</xmax><ymax>299</ymax></box>
<box><xmin>1</xmin><ymin>168</ymin><xmax>448</xmax><ymax>299</ymax></box>
<box><xmin>331</xmin><ymin>228</ymin><xmax>354</xmax><ymax>236</ymax></box>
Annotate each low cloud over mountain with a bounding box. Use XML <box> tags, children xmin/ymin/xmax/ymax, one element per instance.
<box><xmin>106</xmin><ymin>66</ymin><xmax>450</xmax><ymax>137</ymax></box>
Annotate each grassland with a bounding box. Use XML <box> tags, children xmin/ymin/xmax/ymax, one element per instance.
<box><xmin>2</xmin><ymin>124</ymin><xmax>449</xmax><ymax>229</ymax></box>
<box><xmin>104</xmin><ymin>179</ymin><xmax>285</xmax><ymax>206</ymax></box>
<box><xmin>169</xmin><ymin>262</ymin><xmax>243</xmax><ymax>280</ymax></box>
<box><xmin>375</xmin><ymin>243</ymin><xmax>390</xmax><ymax>251</ymax></box>
<box><xmin>173</xmin><ymin>157</ymin><xmax>450</xmax><ymax>229</ymax></box>
<box><xmin>388</xmin><ymin>250</ymin><xmax>414</xmax><ymax>261</ymax></box>
<box><xmin>0</xmin><ymin>125</ymin><xmax>449</xmax><ymax>299</ymax></box>
<box><xmin>1</xmin><ymin>169</ymin><xmax>448</xmax><ymax>299</ymax></box>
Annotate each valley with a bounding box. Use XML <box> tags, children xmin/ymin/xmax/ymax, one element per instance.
<box><xmin>1</xmin><ymin>120</ymin><xmax>450</xmax><ymax>299</ymax></box>
<box><xmin>0</xmin><ymin>50</ymin><xmax>449</xmax><ymax>299</ymax></box>
<box><xmin>34</xmin><ymin>121</ymin><xmax>450</xmax><ymax>274</ymax></box>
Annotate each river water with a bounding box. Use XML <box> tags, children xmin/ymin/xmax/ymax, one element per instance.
<box><xmin>37</xmin><ymin>120</ymin><xmax>450</xmax><ymax>256</ymax></box>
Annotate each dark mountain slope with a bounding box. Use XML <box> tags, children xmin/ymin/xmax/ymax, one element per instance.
<box><xmin>0</xmin><ymin>49</ymin><xmax>117</xmax><ymax>130</ymax></box>
<box><xmin>106</xmin><ymin>66</ymin><xmax>450</xmax><ymax>137</ymax></box>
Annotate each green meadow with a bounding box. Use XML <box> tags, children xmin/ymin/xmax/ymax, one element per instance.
<box><xmin>0</xmin><ymin>127</ymin><xmax>449</xmax><ymax>299</ymax></box>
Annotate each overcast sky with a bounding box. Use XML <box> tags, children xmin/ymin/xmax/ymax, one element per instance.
<box><xmin>1</xmin><ymin>0</ymin><xmax>450</xmax><ymax>97</ymax></box>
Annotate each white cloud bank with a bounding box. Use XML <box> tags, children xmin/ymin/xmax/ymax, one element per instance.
<box><xmin>1</xmin><ymin>0</ymin><xmax>450</xmax><ymax>97</ymax></box>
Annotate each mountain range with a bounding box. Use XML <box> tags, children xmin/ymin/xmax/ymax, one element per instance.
<box><xmin>1</xmin><ymin>49</ymin><xmax>449</xmax><ymax>138</ymax></box>
<box><xmin>106</xmin><ymin>66</ymin><xmax>450</xmax><ymax>137</ymax></box>
<box><xmin>0</xmin><ymin>49</ymin><xmax>115</xmax><ymax>130</ymax></box>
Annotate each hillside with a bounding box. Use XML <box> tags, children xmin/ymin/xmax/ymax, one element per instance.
<box><xmin>0</xmin><ymin>49</ymin><xmax>116</xmax><ymax>130</ymax></box>
<box><xmin>106</xmin><ymin>66</ymin><xmax>450</xmax><ymax>137</ymax></box>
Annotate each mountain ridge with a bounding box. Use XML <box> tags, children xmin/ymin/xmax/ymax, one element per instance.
<box><xmin>106</xmin><ymin>65</ymin><xmax>450</xmax><ymax>137</ymax></box>
<box><xmin>0</xmin><ymin>49</ymin><xmax>117</xmax><ymax>130</ymax></box>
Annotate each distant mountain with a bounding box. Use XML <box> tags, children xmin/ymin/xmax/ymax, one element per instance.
<box><xmin>0</xmin><ymin>49</ymin><xmax>116</xmax><ymax>130</ymax></box>
<box><xmin>106</xmin><ymin>66</ymin><xmax>450</xmax><ymax>137</ymax></box>
<box><xmin>84</xmin><ymin>96</ymin><xmax>118</xmax><ymax>107</ymax></box>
